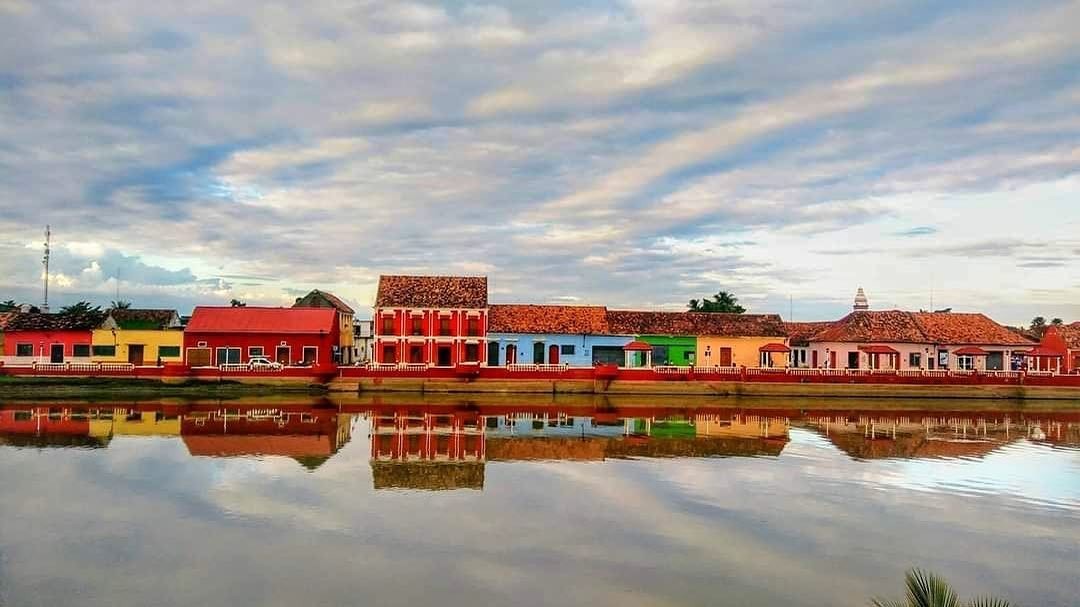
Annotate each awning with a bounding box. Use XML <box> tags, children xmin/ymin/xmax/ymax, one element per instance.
<box><xmin>623</xmin><ymin>340</ymin><xmax>653</xmax><ymax>352</ymax></box>
<box><xmin>858</xmin><ymin>345</ymin><xmax>900</xmax><ymax>355</ymax></box>
<box><xmin>759</xmin><ymin>343</ymin><xmax>791</xmax><ymax>353</ymax></box>
<box><xmin>953</xmin><ymin>346</ymin><xmax>990</xmax><ymax>356</ymax></box>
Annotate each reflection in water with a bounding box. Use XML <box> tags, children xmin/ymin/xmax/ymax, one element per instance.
<box><xmin>0</xmin><ymin>396</ymin><xmax>1077</xmax><ymax>607</ymax></box>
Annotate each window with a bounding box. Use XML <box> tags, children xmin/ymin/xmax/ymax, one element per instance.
<box><xmin>382</xmin><ymin>344</ymin><xmax>397</xmax><ymax>364</ymax></box>
<box><xmin>464</xmin><ymin>343</ymin><xmax>479</xmax><ymax>362</ymax></box>
<box><xmin>16</xmin><ymin>343</ymin><xmax>33</xmax><ymax>357</ymax></box>
<box><xmin>302</xmin><ymin>346</ymin><xmax>318</xmax><ymax>364</ymax></box>
<box><xmin>685</xmin><ymin>350</ymin><xmax>695</xmax><ymax>364</ymax></box>
<box><xmin>909</xmin><ymin>353</ymin><xmax>921</xmax><ymax>368</ymax></box>
<box><xmin>439</xmin><ymin>317</ymin><xmax>452</xmax><ymax>336</ymax></box>
<box><xmin>466</xmin><ymin>317</ymin><xmax>480</xmax><ymax>336</ymax></box>
<box><xmin>938</xmin><ymin>350</ymin><xmax>950</xmax><ymax>368</ymax></box>
<box><xmin>957</xmin><ymin>355</ymin><xmax>975</xmax><ymax>370</ymax></box>
<box><xmin>215</xmin><ymin>347</ymin><xmax>241</xmax><ymax>365</ymax></box>
<box><xmin>73</xmin><ymin>344</ymin><xmax>91</xmax><ymax>357</ymax></box>
<box><xmin>560</xmin><ymin>344</ymin><xmax>575</xmax><ymax>355</ymax></box>
<box><xmin>410</xmin><ymin>316</ymin><xmax>423</xmax><ymax>335</ymax></box>
<box><xmin>248</xmin><ymin>346</ymin><xmax>265</xmax><ymax>358</ymax></box>
<box><xmin>409</xmin><ymin>345</ymin><xmax>424</xmax><ymax>364</ymax></box>
<box><xmin>381</xmin><ymin>315</ymin><xmax>396</xmax><ymax>335</ymax></box>
<box><xmin>92</xmin><ymin>345</ymin><xmax>116</xmax><ymax>357</ymax></box>
<box><xmin>158</xmin><ymin>346</ymin><xmax>181</xmax><ymax>358</ymax></box>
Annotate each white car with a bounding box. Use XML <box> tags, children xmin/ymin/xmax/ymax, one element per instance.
<box><xmin>247</xmin><ymin>356</ymin><xmax>283</xmax><ymax>370</ymax></box>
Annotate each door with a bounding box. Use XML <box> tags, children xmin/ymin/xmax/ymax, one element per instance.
<box><xmin>829</xmin><ymin>351</ymin><xmax>837</xmax><ymax>369</ymax></box>
<box><xmin>811</xmin><ymin>350</ymin><xmax>818</xmax><ymax>368</ymax></box>
<box><xmin>652</xmin><ymin>346</ymin><xmax>668</xmax><ymax>365</ymax></box>
<box><xmin>548</xmin><ymin>344</ymin><xmax>560</xmax><ymax>365</ymax></box>
<box><xmin>302</xmin><ymin>346</ymin><xmax>318</xmax><ymax>365</ymax></box>
<box><xmin>50</xmin><ymin>344</ymin><xmax>64</xmax><ymax>363</ymax></box>
<box><xmin>719</xmin><ymin>347</ymin><xmax>733</xmax><ymax>367</ymax></box>
<box><xmin>128</xmin><ymin>344</ymin><xmax>144</xmax><ymax>366</ymax></box>
<box><xmin>506</xmin><ymin>344</ymin><xmax>517</xmax><ymax>365</ymax></box>
<box><xmin>533</xmin><ymin>342</ymin><xmax>545</xmax><ymax>364</ymax></box>
<box><xmin>276</xmin><ymin>346</ymin><xmax>291</xmax><ymax>365</ymax></box>
<box><xmin>847</xmin><ymin>351</ymin><xmax>860</xmax><ymax>369</ymax></box>
<box><xmin>437</xmin><ymin>346</ymin><xmax>452</xmax><ymax>367</ymax></box>
<box><xmin>488</xmin><ymin>342</ymin><xmax>500</xmax><ymax>366</ymax></box>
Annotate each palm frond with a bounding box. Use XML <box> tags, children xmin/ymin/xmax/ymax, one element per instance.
<box><xmin>967</xmin><ymin>598</ymin><xmax>1013</xmax><ymax>607</ymax></box>
<box><xmin>905</xmin><ymin>568</ymin><xmax>960</xmax><ymax>607</ymax></box>
<box><xmin>870</xmin><ymin>599</ymin><xmax>908</xmax><ymax>607</ymax></box>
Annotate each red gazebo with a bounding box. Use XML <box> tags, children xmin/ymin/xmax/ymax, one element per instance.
<box><xmin>758</xmin><ymin>343</ymin><xmax>791</xmax><ymax>368</ymax></box>
<box><xmin>623</xmin><ymin>340</ymin><xmax>653</xmax><ymax>368</ymax></box>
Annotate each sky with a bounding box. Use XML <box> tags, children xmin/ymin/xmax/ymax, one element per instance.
<box><xmin>0</xmin><ymin>1</ymin><xmax>1078</xmax><ymax>323</ymax></box>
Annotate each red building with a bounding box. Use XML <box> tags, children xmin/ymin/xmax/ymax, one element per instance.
<box><xmin>1</xmin><ymin>312</ymin><xmax>102</xmax><ymax>364</ymax></box>
<box><xmin>183</xmin><ymin>307</ymin><xmax>338</xmax><ymax>367</ymax></box>
<box><xmin>373</xmin><ymin>275</ymin><xmax>488</xmax><ymax>366</ymax></box>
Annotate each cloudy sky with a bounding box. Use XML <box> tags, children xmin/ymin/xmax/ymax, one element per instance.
<box><xmin>1</xmin><ymin>1</ymin><xmax>1078</xmax><ymax>323</ymax></box>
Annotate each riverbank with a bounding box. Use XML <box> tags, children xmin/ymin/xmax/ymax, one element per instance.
<box><xmin>0</xmin><ymin>376</ymin><xmax>326</xmax><ymax>400</ymax></box>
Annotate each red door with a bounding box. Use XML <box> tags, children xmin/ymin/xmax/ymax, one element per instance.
<box><xmin>506</xmin><ymin>344</ymin><xmax>517</xmax><ymax>364</ymax></box>
<box><xmin>829</xmin><ymin>351</ymin><xmax>837</xmax><ymax>369</ymax></box>
<box><xmin>548</xmin><ymin>344</ymin><xmax>559</xmax><ymax>365</ymax></box>
<box><xmin>811</xmin><ymin>350</ymin><xmax>818</xmax><ymax>368</ymax></box>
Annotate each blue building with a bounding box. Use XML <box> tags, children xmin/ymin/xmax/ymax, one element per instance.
<box><xmin>486</xmin><ymin>304</ymin><xmax>631</xmax><ymax>366</ymax></box>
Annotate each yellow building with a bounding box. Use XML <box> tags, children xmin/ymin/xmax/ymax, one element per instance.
<box><xmin>91</xmin><ymin>309</ymin><xmax>184</xmax><ymax>365</ymax></box>
<box><xmin>293</xmin><ymin>290</ymin><xmax>355</xmax><ymax>364</ymax></box>
<box><xmin>692</xmin><ymin>314</ymin><xmax>791</xmax><ymax>368</ymax></box>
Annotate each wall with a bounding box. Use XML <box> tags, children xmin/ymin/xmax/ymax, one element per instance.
<box><xmin>696</xmin><ymin>336</ymin><xmax>790</xmax><ymax>368</ymax></box>
<box><xmin>183</xmin><ymin>331</ymin><xmax>337</xmax><ymax>367</ymax></box>
<box><xmin>1</xmin><ymin>329</ymin><xmax>93</xmax><ymax>364</ymax></box>
<box><xmin>91</xmin><ymin>329</ymin><xmax>184</xmax><ymax>364</ymax></box>
<box><xmin>640</xmin><ymin>335</ymin><xmax>697</xmax><ymax>365</ymax></box>
<box><xmin>809</xmin><ymin>341</ymin><xmax>1026</xmax><ymax>371</ymax></box>
<box><xmin>373</xmin><ymin>307</ymin><xmax>487</xmax><ymax>365</ymax></box>
<box><xmin>487</xmin><ymin>333</ymin><xmax>632</xmax><ymax>366</ymax></box>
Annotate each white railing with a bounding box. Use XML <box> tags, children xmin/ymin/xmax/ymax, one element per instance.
<box><xmin>746</xmin><ymin>367</ymin><xmax>788</xmax><ymax>375</ymax></box>
<box><xmin>654</xmin><ymin>366</ymin><xmax>694</xmax><ymax>374</ymax></box>
<box><xmin>31</xmin><ymin>362</ymin><xmax>70</xmax><ymax>372</ymax></box>
<box><xmin>697</xmin><ymin>365</ymin><xmax>742</xmax><ymax>375</ymax></box>
<box><xmin>785</xmin><ymin>368</ymin><xmax>820</xmax><ymax>376</ymax></box>
<box><xmin>65</xmin><ymin>362</ymin><xmax>101</xmax><ymax>373</ymax></box>
<box><xmin>1026</xmin><ymin>370</ymin><xmax>1056</xmax><ymax>377</ymax></box>
<box><xmin>506</xmin><ymin>364</ymin><xmax>569</xmax><ymax>373</ymax></box>
<box><xmin>366</xmin><ymin>363</ymin><xmax>428</xmax><ymax>373</ymax></box>
<box><xmin>99</xmin><ymin>362</ymin><xmax>135</xmax><ymax>372</ymax></box>
<box><xmin>985</xmin><ymin>370</ymin><xmax>1022</xmax><ymax>379</ymax></box>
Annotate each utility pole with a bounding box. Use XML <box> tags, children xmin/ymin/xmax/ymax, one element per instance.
<box><xmin>42</xmin><ymin>225</ymin><xmax>50</xmax><ymax>312</ymax></box>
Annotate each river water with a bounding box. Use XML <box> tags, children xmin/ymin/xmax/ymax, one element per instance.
<box><xmin>0</xmin><ymin>394</ymin><xmax>1077</xmax><ymax>606</ymax></box>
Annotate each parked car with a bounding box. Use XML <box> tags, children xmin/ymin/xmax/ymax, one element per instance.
<box><xmin>247</xmin><ymin>356</ymin><xmax>283</xmax><ymax>370</ymax></box>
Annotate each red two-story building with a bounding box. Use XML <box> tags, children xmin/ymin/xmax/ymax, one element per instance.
<box><xmin>373</xmin><ymin>275</ymin><xmax>488</xmax><ymax>366</ymax></box>
<box><xmin>183</xmin><ymin>307</ymin><xmax>338</xmax><ymax>367</ymax></box>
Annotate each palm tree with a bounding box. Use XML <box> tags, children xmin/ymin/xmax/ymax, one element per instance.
<box><xmin>229</xmin><ymin>299</ymin><xmax>246</xmax><ymax>307</ymax></box>
<box><xmin>59</xmin><ymin>301</ymin><xmax>103</xmax><ymax>316</ymax></box>
<box><xmin>687</xmin><ymin>290</ymin><xmax>746</xmax><ymax>313</ymax></box>
<box><xmin>0</xmin><ymin>299</ymin><xmax>16</xmax><ymax>312</ymax></box>
<box><xmin>871</xmin><ymin>568</ymin><xmax>1013</xmax><ymax>607</ymax></box>
<box><xmin>110</xmin><ymin>300</ymin><xmax>132</xmax><ymax>309</ymax></box>
<box><xmin>1050</xmin><ymin>318</ymin><xmax>1063</xmax><ymax>326</ymax></box>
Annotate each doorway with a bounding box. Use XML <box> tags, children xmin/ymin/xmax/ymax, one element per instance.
<box><xmin>128</xmin><ymin>344</ymin><xmax>145</xmax><ymax>366</ymax></box>
<box><xmin>505</xmin><ymin>344</ymin><xmax>517</xmax><ymax>365</ymax></box>
<box><xmin>548</xmin><ymin>344</ymin><xmax>560</xmax><ymax>365</ymax></box>
<box><xmin>488</xmin><ymin>342</ymin><xmax>500</xmax><ymax>366</ymax></box>
<box><xmin>302</xmin><ymin>346</ymin><xmax>318</xmax><ymax>365</ymax></box>
<box><xmin>437</xmin><ymin>345</ymin><xmax>452</xmax><ymax>367</ymax></box>
<box><xmin>718</xmin><ymin>347</ymin><xmax>733</xmax><ymax>367</ymax></box>
<box><xmin>276</xmin><ymin>346</ymin><xmax>291</xmax><ymax>366</ymax></box>
<box><xmin>847</xmin><ymin>351</ymin><xmax>860</xmax><ymax>369</ymax></box>
<box><xmin>533</xmin><ymin>342</ymin><xmax>545</xmax><ymax>364</ymax></box>
<box><xmin>50</xmin><ymin>344</ymin><xmax>64</xmax><ymax>363</ymax></box>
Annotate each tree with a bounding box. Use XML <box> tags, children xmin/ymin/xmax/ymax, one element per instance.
<box><xmin>59</xmin><ymin>301</ymin><xmax>103</xmax><ymax>316</ymax></box>
<box><xmin>688</xmin><ymin>291</ymin><xmax>746</xmax><ymax>314</ymax></box>
<box><xmin>230</xmin><ymin>299</ymin><xmax>247</xmax><ymax>307</ymax></box>
<box><xmin>871</xmin><ymin>568</ymin><xmax>1012</xmax><ymax>607</ymax></box>
<box><xmin>0</xmin><ymin>299</ymin><xmax>16</xmax><ymax>312</ymax></box>
<box><xmin>1050</xmin><ymin>318</ymin><xmax>1064</xmax><ymax>326</ymax></box>
<box><xmin>110</xmin><ymin>300</ymin><xmax>132</xmax><ymax>310</ymax></box>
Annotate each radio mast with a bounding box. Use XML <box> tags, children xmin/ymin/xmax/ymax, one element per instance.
<box><xmin>42</xmin><ymin>225</ymin><xmax>51</xmax><ymax>312</ymax></box>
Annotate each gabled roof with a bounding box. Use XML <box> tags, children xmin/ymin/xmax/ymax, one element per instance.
<box><xmin>1061</xmin><ymin>323</ymin><xmax>1080</xmax><ymax>349</ymax></box>
<box><xmin>293</xmin><ymin>290</ymin><xmax>355</xmax><ymax>315</ymax></box>
<box><xmin>606</xmin><ymin>310</ymin><xmax>787</xmax><ymax>337</ymax></box>
<box><xmin>104</xmin><ymin>309</ymin><xmax>181</xmax><ymax>330</ymax></box>
<box><xmin>0</xmin><ymin>312</ymin><xmax>17</xmax><ymax>331</ymax></box>
<box><xmin>3</xmin><ymin>311</ymin><xmax>104</xmax><ymax>332</ymax></box>
<box><xmin>489</xmin><ymin>304</ymin><xmax>609</xmax><ymax>334</ymax></box>
<box><xmin>911</xmin><ymin>312</ymin><xmax>1034</xmax><ymax>346</ymax></box>
<box><xmin>809</xmin><ymin>310</ymin><xmax>1037</xmax><ymax>346</ymax></box>
<box><xmin>784</xmin><ymin>321</ymin><xmax>836</xmax><ymax>347</ymax></box>
<box><xmin>185</xmin><ymin>307</ymin><xmax>336</xmax><ymax>334</ymax></box>
<box><xmin>375</xmin><ymin>275</ymin><xmax>488</xmax><ymax>309</ymax></box>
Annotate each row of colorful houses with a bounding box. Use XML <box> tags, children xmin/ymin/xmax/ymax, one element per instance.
<box><xmin>2</xmin><ymin>277</ymin><xmax>1078</xmax><ymax>373</ymax></box>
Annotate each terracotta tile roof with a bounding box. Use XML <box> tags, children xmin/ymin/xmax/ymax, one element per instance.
<box><xmin>1054</xmin><ymin>323</ymin><xmax>1080</xmax><ymax>349</ymax></box>
<box><xmin>0</xmin><ymin>312</ymin><xmax>17</xmax><ymax>331</ymax></box>
<box><xmin>293</xmin><ymin>290</ymin><xmax>355</xmax><ymax>315</ymax></box>
<box><xmin>106</xmin><ymin>308</ymin><xmax>180</xmax><ymax>330</ymax></box>
<box><xmin>911</xmin><ymin>312</ymin><xmax>1035</xmax><ymax>346</ymax></box>
<box><xmin>809</xmin><ymin>310</ymin><xmax>1037</xmax><ymax>346</ymax></box>
<box><xmin>488</xmin><ymin>304</ymin><xmax>609</xmax><ymax>334</ymax></box>
<box><xmin>784</xmin><ymin>321</ymin><xmax>836</xmax><ymax>346</ymax></box>
<box><xmin>375</xmin><ymin>275</ymin><xmax>488</xmax><ymax>309</ymax></box>
<box><xmin>3</xmin><ymin>311</ymin><xmax>104</xmax><ymax>332</ymax></box>
<box><xmin>606</xmin><ymin>310</ymin><xmax>787</xmax><ymax>337</ymax></box>
<box><xmin>185</xmin><ymin>307</ymin><xmax>336</xmax><ymax>334</ymax></box>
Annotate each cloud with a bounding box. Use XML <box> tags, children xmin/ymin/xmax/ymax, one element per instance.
<box><xmin>0</xmin><ymin>1</ymin><xmax>1078</xmax><ymax>319</ymax></box>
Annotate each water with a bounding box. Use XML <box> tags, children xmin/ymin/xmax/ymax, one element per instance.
<box><xmin>0</xmin><ymin>394</ymin><xmax>1077</xmax><ymax>607</ymax></box>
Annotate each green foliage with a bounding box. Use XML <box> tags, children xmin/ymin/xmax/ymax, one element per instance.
<box><xmin>688</xmin><ymin>291</ymin><xmax>746</xmax><ymax>314</ymax></box>
<box><xmin>0</xmin><ymin>299</ymin><xmax>17</xmax><ymax>312</ymax></box>
<box><xmin>871</xmin><ymin>568</ymin><xmax>1012</xmax><ymax>607</ymax></box>
<box><xmin>59</xmin><ymin>301</ymin><xmax>103</xmax><ymax>316</ymax></box>
<box><xmin>110</xmin><ymin>300</ymin><xmax>132</xmax><ymax>309</ymax></box>
<box><xmin>230</xmin><ymin>299</ymin><xmax>247</xmax><ymax>307</ymax></box>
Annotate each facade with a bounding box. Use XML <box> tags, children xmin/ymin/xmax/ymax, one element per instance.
<box><xmin>0</xmin><ymin>312</ymin><xmax>16</xmax><ymax>358</ymax></box>
<box><xmin>0</xmin><ymin>312</ymin><xmax>102</xmax><ymax>364</ymax></box>
<box><xmin>92</xmin><ymin>308</ymin><xmax>183</xmax><ymax>365</ymax></box>
<box><xmin>784</xmin><ymin>321</ymin><xmax>835</xmax><ymax>368</ymax></box>
<box><xmin>372</xmin><ymin>275</ymin><xmax>488</xmax><ymax>366</ymax></box>
<box><xmin>183</xmin><ymin>307</ymin><xmax>338</xmax><ymax>367</ymax></box>
<box><xmin>606</xmin><ymin>311</ymin><xmax>789</xmax><ymax>367</ymax></box>
<box><xmin>807</xmin><ymin>310</ymin><xmax>1035</xmax><ymax>370</ymax></box>
<box><xmin>352</xmin><ymin>319</ymin><xmax>374</xmax><ymax>364</ymax></box>
<box><xmin>293</xmin><ymin>290</ymin><xmax>356</xmax><ymax>364</ymax></box>
<box><xmin>487</xmin><ymin>304</ymin><xmax>631</xmax><ymax>366</ymax></box>
<box><xmin>1024</xmin><ymin>324</ymin><xmax>1080</xmax><ymax>373</ymax></box>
